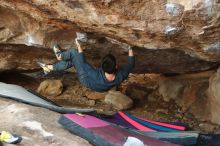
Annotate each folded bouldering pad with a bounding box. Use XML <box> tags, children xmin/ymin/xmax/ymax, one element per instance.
<box><xmin>59</xmin><ymin>113</ymin><xmax>180</xmax><ymax>146</ymax></box>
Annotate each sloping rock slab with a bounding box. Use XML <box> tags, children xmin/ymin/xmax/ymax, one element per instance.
<box><xmin>0</xmin><ymin>98</ymin><xmax>91</xmax><ymax>146</ymax></box>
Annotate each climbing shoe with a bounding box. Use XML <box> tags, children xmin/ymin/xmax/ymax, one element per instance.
<box><xmin>37</xmin><ymin>61</ymin><xmax>51</xmax><ymax>75</ymax></box>
<box><xmin>53</xmin><ymin>44</ymin><xmax>62</xmax><ymax>60</ymax></box>
<box><xmin>0</xmin><ymin>131</ymin><xmax>22</xmax><ymax>144</ymax></box>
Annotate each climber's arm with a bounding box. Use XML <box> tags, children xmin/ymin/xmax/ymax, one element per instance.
<box><xmin>75</xmin><ymin>39</ymin><xmax>83</xmax><ymax>53</ymax></box>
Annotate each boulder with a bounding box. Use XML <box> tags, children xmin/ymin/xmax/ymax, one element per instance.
<box><xmin>207</xmin><ymin>68</ymin><xmax>220</xmax><ymax>124</ymax></box>
<box><xmin>104</xmin><ymin>91</ymin><xmax>133</xmax><ymax>110</ymax></box>
<box><xmin>37</xmin><ymin>80</ymin><xmax>63</xmax><ymax>97</ymax></box>
<box><xmin>158</xmin><ymin>73</ymin><xmax>211</xmax><ymax>121</ymax></box>
<box><xmin>158</xmin><ymin>78</ymin><xmax>184</xmax><ymax>102</ymax></box>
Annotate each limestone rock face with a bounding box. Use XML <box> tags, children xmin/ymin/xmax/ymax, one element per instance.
<box><xmin>0</xmin><ymin>0</ymin><xmax>220</xmax><ymax>73</ymax></box>
<box><xmin>37</xmin><ymin>79</ymin><xmax>63</xmax><ymax>97</ymax></box>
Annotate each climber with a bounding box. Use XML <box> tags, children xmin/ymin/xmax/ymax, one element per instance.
<box><xmin>37</xmin><ymin>38</ymin><xmax>135</xmax><ymax>92</ymax></box>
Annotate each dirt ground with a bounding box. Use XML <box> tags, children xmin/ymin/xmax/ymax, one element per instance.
<box><xmin>0</xmin><ymin>71</ymin><xmax>219</xmax><ymax>133</ymax></box>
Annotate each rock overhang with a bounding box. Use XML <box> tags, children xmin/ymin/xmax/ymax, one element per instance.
<box><xmin>0</xmin><ymin>0</ymin><xmax>219</xmax><ymax>73</ymax></box>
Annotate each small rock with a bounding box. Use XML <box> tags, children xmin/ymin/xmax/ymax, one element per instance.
<box><xmin>199</xmin><ymin>123</ymin><xmax>218</xmax><ymax>133</ymax></box>
<box><xmin>144</xmin><ymin>105</ymin><xmax>148</xmax><ymax>108</ymax></box>
<box><xmin>87</xmin><ymin>100</ymin><xmax>95</xmax><ymax>106</ymax></box>
<box><xmin>164</xmin><ymin>26</ymin><xmax>178</xmax><ymax>35</ymax></box>
<box><xmin>104</xmin><ymin>91</ymin><xmax>133</xmax><ymax>110</ymax></box>
<box><xmin>86</xmin><ymin>92</ymin><xmax>107</xmax><ymax>100</ymax></box>
<box><xmin>88</xmin><ymin>39</ymin><xmax>97</xmax><ymax>44</ymax></box>
<box><xmin>37</xmin><ymin>80</ymin><xmax>63</xmax><ymax>97</ymax></box>
<box><xmin>156</xmin><ymin>109</ymin><xmax>169</xmax><ymax>114</ymax></box>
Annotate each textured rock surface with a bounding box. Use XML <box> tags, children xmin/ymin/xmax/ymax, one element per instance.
<box><xmin>37</xmin><ymin>79</ymin><xmax>63</xmax><ymax>97</ymax></box>
<box><xmin>0</xmin><ymin>98</ymin><xmax>91</xmax><ymax>146</ymax></box>
<box><xmin>158</xmin><ymin>72</ymin><xmax>212</xmax><ymax>122</ymax></box>
<box><xmin>159</xmin><ymin>78</ymin><xmax>184</xmax><ymax>102</ymax></box>
<box><xmin>207</xmin><ymin>68</ymin><xmax>220</xmax><ymax>124</ymax></box>
<box><xmin>125</xmin><ymin>84</ymin><xmax>150</xmax><ymax>100</ymax></box>
<box><xmin>0</xmin><ymin>71</ymin><xmax>219</xmax><ymax>133</ymax></box>
<box><xmin>0</xmin><ymin>44</ymin><xmax>55</xmax><ymax>72</ymax></box>
<box><xmin>0</xmin><ymin>0</ymin><xmax>220</xmax><ymax>73</ymax></box>
<box><xmin>85</xmin><ymin>92</ymin><xmax>107</xmax><ymax>100</ymax></box>
<box><xmin>104</xmin><ymin>91</ymin><xmax>133</xmax><ymax>110</ymax></box>
<box><xmin>199</xmin><ymin>123</ymin><xmax>219</xmax><ymax>133</ymax></box>
<box><xmin>0</xmin><ymin>39</ymin><xmax>218</xmax><ymax>74</ymax></box>
<box><xmin>1</xmin><ymin>0</ymin><xmax>220</xmax><ymax>60</ymax></box>
<box><xmin>1</xmin><ymin>0</ymin><xmax>220</xmax><ymax>130</ymax></box>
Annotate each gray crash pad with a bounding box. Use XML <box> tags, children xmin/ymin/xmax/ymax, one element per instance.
<box><xmin>0</xmin><ymin>82</ymin><xmax>94</xmax><ymax>113</ymax></box>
